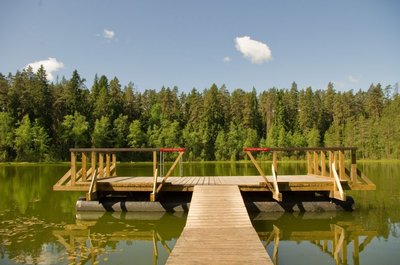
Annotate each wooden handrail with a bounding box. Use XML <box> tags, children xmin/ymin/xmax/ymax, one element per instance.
<box><xmin>331</xmin><ymin>163</ymin><xmax>345</xmax><ymax>201</ymax></box>
<box><xmin>156</xmin><ymin>151</ymin><xmax>185</xmax><ymax>194</ymax></box>
<box><xmin>271</xmin><ymin>164</ymin><xmax>282</xmax><ymax>201</ymax></box>
<box><xmin>245</xmin><ymin>150</ymin><xmax>282</xmax><ymax>201</ymax></box>
<box><xmin>245</xmin><ymin>147</ymin><xmax>357</xmax><ymax>152</ymax></box>
<box><xmin>150</xmin><ymin>168</ymin><xmax>159</xmax><ymax>202</ymax></box>
<box><xmin>70</xmin><ymin>147</ymin><xmax>161</xmax><ymax>152</ymax></box>
<box><xmin>86</xmin><ymin>169</ymin><xmax>98</xmax><ymax>201</ymax></box>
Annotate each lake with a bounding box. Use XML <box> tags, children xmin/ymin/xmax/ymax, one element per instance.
<box><xmin>0</xmin><ymin>162</ymin><xmax>399</xmax><ymax>265</ymax></box>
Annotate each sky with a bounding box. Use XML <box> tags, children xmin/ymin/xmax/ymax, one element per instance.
<box><xmin>0</xmin><ymin>0</ymin><xmax>399</xmax><ymax>93</ymax></box>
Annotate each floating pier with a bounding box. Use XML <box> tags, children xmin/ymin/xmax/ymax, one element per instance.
<box><xmin>53</xmin><ymin>147</ymin><xmax>375</xmax><ymax>203</ymax></box>
<box><xmin>53</xmin><ymin>147</ymin><xmax>376</xmax><ymax>263</ymax></box>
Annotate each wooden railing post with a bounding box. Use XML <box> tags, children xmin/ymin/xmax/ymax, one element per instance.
<box><xmin>106</xmin><ymin>153</ymin><xmax>111</xmax><ymax>177</ymax></box>
<box><xmin>339</xmin><ymin>150</ymin><xmax>345</xmax><ymax>180</ymax></box>
<box><xmin>86</xmin><ymin>169</ymin><xmax>98</xmax><ymax>201</ymax></box>
<box><xmin>321</xmin><ymin>151</ymin><xmax>326</xmax><ymax>177</ymax></box>
<box><xmin>99</xmin><ymin>153</ymin><xmax>104</xmax><ymax>178</ymax></box>
<box><xmin>272</xmin><ymin>152</ymin><xmax>277</xmax><ymax>173</ymax></box>
<box><xmin>112</xmin><ymin>153</ymin><xmax>117</xmax><ymax>176</ymax></box>
<box><xmin>71</xmin><ymin>151</ymin><xmax>76</xmax><ymax>185</ymax></box>
<box><xmin>153</xmin><ymin>151</ymin><xmax>157</xmax><ymax>178</ymax></box>
<box><xmin>307</xmin><ymin>151</ymin><xmax>312</xmax><ymax>174</ymax></box>
<box><xmin>351</xmin><ymin>149</ymin><xmax>357</xmax><ymax>183</ymax></box>
<box><xmin>82</xmin><ymin>152</ymin><xmax>87</xmax><ymax>182</ymax></box>
<box><xmin>313</xmin><ymin>151</ymin><xmax>319</xmax><ymax>175</ymax></box>
<box><xmin>331</xmin><ymin>163</ymin><xmax>345</xmax><ymax>201</ymax></box>
<box><xmin>91</xmin><ymin>151</ymin><xmax>96</xmax><ymax>179</ymax></box>
<box><xmin>329</xmin><ymin>151</ymin><xmax>334</xmax><ymax>178</ymax></box>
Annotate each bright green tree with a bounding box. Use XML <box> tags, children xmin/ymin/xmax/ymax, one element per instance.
<box><xmin>0</xmin><ymin>112</ymin><xmax>14</xmax><ymax>161</ymax></box>
<box><xmin>14</xmin><ymin>115</ymin><xmax>49</xmax><ymax>161</ymax></box>
<box><xmin>92</xmin><ymin>116</ymin><xmax>111</xmax><ymax>147</ymax></box>
<box><xmin>128</xmin><ymin>120</ymin><xmax>147</xmax><ymax>147</ymax></box>
<box><xmin>113</xmin><ymin>114</ymin><xmax>129</xmax><ymax>147</ymax></box>
<box><xmin>61</xmin><ymin>112</ymin><xmax>89</xmax><ymax>148</ymax></box>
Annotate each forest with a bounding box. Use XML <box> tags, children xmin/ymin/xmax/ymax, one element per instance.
<box><xmin>0</xmin><ymin>66</ymin><xmax>399</xmax><ymax>162</ymax></box>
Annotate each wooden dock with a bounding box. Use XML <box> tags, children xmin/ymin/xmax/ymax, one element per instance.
<box><xmin>166</xmin><ymin>185</ymin><xmax>273</xmax><ymax>265</ymax></box>
<box><xmin>53</xmin><ymin>147</ymin><xmax>375</xmax><ymax>202</ymax></box>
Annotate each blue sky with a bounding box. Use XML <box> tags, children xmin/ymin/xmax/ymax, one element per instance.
<box><xmin>0</xmin><ymin>0</ymin><xmax>399</xmax><ymax>92</ymax></box>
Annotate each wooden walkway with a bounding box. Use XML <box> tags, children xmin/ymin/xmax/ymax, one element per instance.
<box><xmin>166</xmin><ymin>185</ymin><xmax>273</xmax><ymax>265</ymax></box>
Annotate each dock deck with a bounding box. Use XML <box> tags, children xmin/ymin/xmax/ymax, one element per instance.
<box><xmin>55</xmin><ymin>175</ymin><xmax>340</xmax><ymax>192</ymax></box>
<box><xmin>166</xmin><ymin>185</ymin><xmax>273</xmax><ymax>264</ymax></box>
<box><xmin>53</xmin><ymin>147</ymin><xmax>375</xmax><ymax>202</ymax></box>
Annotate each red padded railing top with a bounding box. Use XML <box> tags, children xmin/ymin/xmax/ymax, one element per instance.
<box><xmin>243</xmin><ymin>147</ymin><xmax>271</xmax><ymax>152</ymax></box>
<box><xmin>160</xmin><ymin>148</ymin><xmax>186</xmax><ymax>152</ymax></box>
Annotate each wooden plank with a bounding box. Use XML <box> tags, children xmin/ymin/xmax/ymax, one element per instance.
<box><xmin>91</xmin><ymin>151</ymin><xmax>96</xmax><ymax>179</ymax></box>
<box><xmin>81</xmin><ymin>152</ymin><xmax>87</xmax><ymax>182</ymax></box>
<box><xmin>314</xmin><ymin>151</ymin><xmax>319</xmax><ymax>175</ymax></box>
<box><xmin>71</xmin><ymin>152</ymin><xmax>76</xmax><ymax>186</ymax></box>
<box><xmin>98</xmin><ymin>153</ymin><xmax>104</xmax><ymax>178</ymax></box>
<box><xmin>329</xmin><ymin>151</ymin><xmax>334</xmax><ymax>178</ymax></box>
<box><xmin>167</xmin><ymin>186</ymin><xmax>272</xmax><ymax>264</ymax></box>
<box><xmin>55</xmin><ymin>172</ymin><xmax>371</xmax><ymax>193</ymax></box>
<box><xmin>351</xmin><ymin>150</ymin><xmax>357</xmax><ymax>183</ymax></box>
<box><xmin>153</xmin><ymin>151</ymin><xmax>157</xmax><ymax>179</ymax></box>
<box><xmin>157</xmin><ymin>151</ymin><xmax>184</xmax><ymax>193</ymax></box>
<box><xmin>112</xmin><ymin>153</ymin><xmax>117</xmax><ymax>176</ymax></box>
<box><xmin>54</xmin><ymin>169</ymin><xmax>71</xmax><ymax>186</ymax></box>
<box><xmin>321</xmin><ymin>151</ymin><xmax>326</xmax><ymax>177</ymax></box>
<box><xmin>106</xmin><ymin>153</ymin><xmax>111</xmax><ymax>177</ymax></box>
<box><xmin>339</xmin><ymin>150</ymin><xmax>345</xmax><ymax>180</ymax></box>
<box><xmin>307</xmin><ymin>151</ymin><xmax>312</xmax><ymax>174</ymax></box>
<box><xmin>272</xmin><ymin>152</ymin><xmax>277</xmax><ymax>173</ymax></box>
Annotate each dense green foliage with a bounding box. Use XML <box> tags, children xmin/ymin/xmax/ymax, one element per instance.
<box><xmin>0</xmin><ymin>67</ymin><xmax>399</xmax><ymax>161</ymax></box>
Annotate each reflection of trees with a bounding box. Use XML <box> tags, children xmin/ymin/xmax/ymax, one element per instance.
<box><xmin>53</xmin><ymin>225</ymin><xmax>171</xmax><ymax>265</ymax></box>
<box><xmin>0</xmin><ymin>165</ymin><xmax>81</xmax><ymax>221</ymax></box>
<box><xmin>52</xmin><ymin>213</ymin><xmax>185</xmax><ymax>265</ymax></box>
<box><xmin>350</xmin><ymin>162</ymin><xmax>400</xmax><ymax>238</ymax></box>
<box><xmin>254</xmin><ymin>212</ymin><xmax>378</xmax><ymax>265</ymax></box>
<box><xmin>0</xmin><ymin>212</ymin><xmax>185</xmax><ymax>265</ymax></box>
<box><xmin>0</xmin><ymin>214</ymin><xmax>65</xmax><ymax>264</ymax></box>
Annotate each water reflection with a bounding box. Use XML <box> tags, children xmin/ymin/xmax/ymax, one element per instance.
<box><xmin>1</xmin><ymin>162</ymin><xmax>399</xmax><ymax>264</ymax></box>
<box><xmin>52</xmin><ymin>212</ymin><xmax>186</xmax><ymax>265</ymax></box>
<box><xmin>253</xmin><ymin>212</ymin><xmax>378</xmax><ymax>265</ymax></box>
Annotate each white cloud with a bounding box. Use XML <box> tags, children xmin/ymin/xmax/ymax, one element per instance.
<box><xmin>25</xmin><ymin>57</ymin><xmax>64</xmax><ymax>81</ymax></box>
<box><xmin>347</xmin><ymin>75</ymin><xmax>360</xmax><ymax>84</ymax></box>
<box><xmin>235</xmin><ymin>36</ymin><xmax>272</xmax><ymax>64</ymax></box>
<box><xmin>223</xmin><ymin>56</ymin><xmax>231</xmax><ymax>62</ymax></box>
<box><xmin>103</xmin><ymin>29</ymin><xmax>115</xmax><ymax>39</ymax></box>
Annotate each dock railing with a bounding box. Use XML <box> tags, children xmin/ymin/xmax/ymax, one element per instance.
<box><xmin>244</xmin><ymin>147</ymin><xmax>375</xmax><ymax>201</ymax></box>
<box><xmin>53</xmin><ymin>147</ymin><xmax>186</xmax><ymax>201</ymax></box>
<box><xmin>244</xmin><ymin>147</ymin><xmax>282</xmax><ymax>201</ymax></box>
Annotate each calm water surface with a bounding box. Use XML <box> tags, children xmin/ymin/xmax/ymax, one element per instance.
<box><xmin>0</xmin><ymin>162</ymin><xmax>399</xmax><ymax>264</ymax></box>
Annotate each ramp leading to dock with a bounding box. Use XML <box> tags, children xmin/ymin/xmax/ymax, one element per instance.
<box><xmin>166</xmin><ymin>185</ymin><xmax>272</xmax><ymax>265</ymax></box>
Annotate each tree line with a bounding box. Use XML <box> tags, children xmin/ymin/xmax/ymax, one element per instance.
<box><xmin>0</xmin><ymin>66</ymin><xmax>399</xmax><ymax>161</ymax></box>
